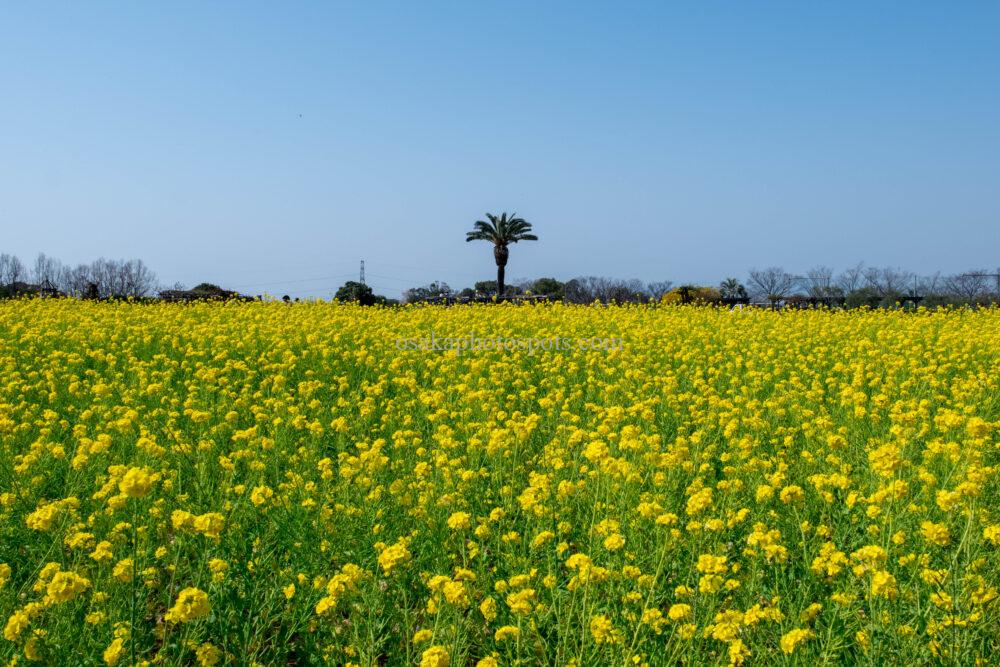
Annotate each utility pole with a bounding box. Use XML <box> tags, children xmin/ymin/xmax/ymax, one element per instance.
<box><xmin>359</xmin><ymin>260</ymin><xmax>366</xmax><ymax>285</ymax></box>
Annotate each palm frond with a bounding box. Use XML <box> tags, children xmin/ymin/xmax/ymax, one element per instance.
<box><xmin>467</xmin><ymin>212</ymin><xmax>537</xmax><ymax>245</ymax></box>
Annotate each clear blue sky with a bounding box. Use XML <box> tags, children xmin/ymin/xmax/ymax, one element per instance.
<box><xmin>2</xmin><ymin>2</ymin><xmax>998</xmax><ymax>298</ymax></box>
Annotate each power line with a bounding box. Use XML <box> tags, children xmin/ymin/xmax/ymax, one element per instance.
<box><xmin>230</xmin><ymin>273</ymin><xmax>356</xmax><ymax>289</ymax></box>
<box><xmin>223</xmin><ymin>260</ymin><xmax>487</xmax><ymax>296</ymax></box>
<box><xmin>366</xmin><ymin>272</ymin><xmax>426</xmax><ymax>283</ymax></box>
<box><xmin>371</xmin><ymin>261</ymin><xmax>486</xmax><ymax>279</ymax></box>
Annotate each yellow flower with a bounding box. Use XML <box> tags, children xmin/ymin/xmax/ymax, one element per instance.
<box><xmin>446</xmin><ymin>511</ymin><xmax>471</xmax><ymax>530</ymax></box>
<box><xmin>799</xmin><ymin>603</ymin><xmax>823</xmax><ymax>622</ymax></box>
<box><xmin>44</xmin><ymin>571</ymin><xmax>90</xmax><ymax>604</ymax></box>
<box><xmin>4</xmin><ymin>609</ymin><xmax>31</xmax><ymax>642</ymax></box>
<box><xmin>870</xmin><ymin>570</ymin><xmax>898</xmax><ymax>598</ymax></box>
<box><xmin>696</xmin><ymin>554</ymin><xmax>728</xmax><ymax>574</ymax></box>
<box><xmin>24</xmin><ymin>635</ymin><xmax>43</xmax><ymax>661</ymax></box>
<box><xmin>728</xmin><ymin>639</ymin><xmax>751</xmax><ymax>665</ymax></box>
<box><xmin>193</xmin><ymin>513</ymin><xmax>225</xmax><ymax>539</ymax></box>
<box><xmin>641</xmin><ymin>607</ymin><xmax>666</xmax><ymax>633</ymax></box>
<box><xmin>90</xmin><ymin>541</ymin><xmax>114</xmax><ymax>562</ymax></box>
<box><xmin>603</xmin><ymin>533</ymin><xmax>625</xmax><ymax>551</ymax></box>
<box><xmin>112</xmin><ymin>559</ymin><xmax>134</xmax><ymax>583</ymax></box>
<box><xmin>531</xmin><ymin>530</ymin><xmax>555</xmax><ymax>548</ymax></box>
<box><xmin>699</xmin><ymin>574</ymin><xmax>724</xmax><ymax>594</ymax></box>
<box><xmin>250</xmin><ymin>485</ymin><xmax>274</xmax><ymax>507</ymax></box>
<box><xmin>779</xmin><ymin>485</ymin><xmax>805</xmax><ymax>504</ymax></box>
<box><xmin>103</xmin><ymin>637</ymin><xmax>125</xmax><ymax>666</ymax></box>
<box><xmin>780</xmin><ymin>628</ymin><xmax>815</xmax><ymax>654</ymax></box>
<box><xmin>25</xmin><ymin>503</ymin><xmax>61</xmax><ymax>531</ymax></box>
<box><xmin>171</xmin><ymin>510</ymin><xmax>195</xmax><ymax>530</ymax></box>
<box><xmin>4</xmin><ymin>290</ymin><xmax>1000</xmax><ymax>663</ymax></box>
<box><xmin>506</xmin><ymin>588</ymin><xmax>536</xmax><ymax>615</ymax></box>
<box><xmin>685</xmin><ymin>487</ymin><xmax>713</xmax><ymax>516</ymax></box>
<box><xmin>377</xmin><ymin>539</ymin><xmax>411</xmax><ymax>575</ymax></box>
<box><xmin>668</xmin><ymin>603</ymin><xmax>692</xmax><ymax>621</ymax></box>
<box><xmin>196</xmin><ymin>643</ymin><xmax>222</xmax><ymax>667</ymax></box>
<box><xmin>589</xmin><ymin>614</ymin><xmax>617</xmax><ymax>644</ymax></box>
<box><xmin>165</xmin><ymin>587</ymin><xmax>211</xmax><ymax>623</ymax></box>
<box><xmin>479</xmin><ymin>597</ymin><xmax>498</xmax><ymax>621</ymax></box>
<box><xmin>920</xmin><ymin>521</ymin><xmax>950</xmax><ymax>547</ymax></box>
<box><xmin>118</xmin><ymin>466</ymin><xmax>158</xmax><ymax>498</ymax></box>
<box><xmin>419</xmin><ymin>645</ymin><xmax>450</xmax><ymax>667</ymax></box>
<box><xmin>208</xmin><ymin>558</ymin><xmax>228</xmax><ymax>582</ymax></box>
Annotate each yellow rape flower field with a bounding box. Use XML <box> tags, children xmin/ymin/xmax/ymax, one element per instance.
<box><xmin>1</xmin><ymin>299</ymin><xmax>999</xmax><ymax>666</ymax></box>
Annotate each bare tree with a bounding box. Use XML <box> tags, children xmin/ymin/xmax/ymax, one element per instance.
<box><xmin>836</xmin><ymin>262</ymin><xmax>865</xmax><ymax>294</ymax></box>
<box><xmin>863</xmin><ymin>266</ymin><xmax>915</xmax><ymax>297</ymax></box>
<box><xmin>62</xmin><ymin>263</ymin><xmax>96</xmax><ymax>297</ymax></box>
<box><xmin>802</xmin><ymin>266</ymin><xmax>838</xmax><ymax>299</ymax></box>
<box><xmin>646</xmin><ymin>281</ymin><xmax>674</xmax><ymax>300</ymax></box>
<box><xmin>563</xmin><ymin>277</ymin><xmax>594</xmax><ymax>304</ymax></box>
<box><xmin>32</xmin><ymin>253</ymin><xmax>63</xmax><ymax>286</ymax></box>
<box><xmin>915</xmin><ymin>272</ymin><xmax>942</xmax><ymax>298</ymax></box>
<box><xmin>119</xmin><ymin>259</ymin><xmax>158</xmax><ymax>297</ymax></box>
<box><xmin>618</xmin><ymin>279</ymin><xmax>648</xmax><ymax>302</ymax></box>
<box><xmin>563</xmin><ymin>276</ymin><xmax>650</xmax><ymax>304</ymax></box>
<box><xmin>747</xmin><ymin>267</ymin><xmax>798</xmax><ymax>306</ymax></box>
<box><xmin>55</xmin><ymin>258</ymin><xmax>158</xmax><ymax>298</ymax></box>
<box><xmin>945</xmin><ymin>271</ymin><xmax>990</xmax><ymax>302</ymax></box>
<box><xmin>0</xmin><ymin>253</ymin><xmax>26</xmax><ymax>286</ymax></box>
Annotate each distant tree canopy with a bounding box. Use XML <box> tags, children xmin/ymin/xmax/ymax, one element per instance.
<box><xmin>403</xmin><ymin>282</ymin><xmax>453</xmax><ymax>303</ymax></box>
<box><xmin>662</xmin><ymin>285</ymin><xmax>722</xmax><ymax>304</ymax></box>
<box><xmin>1</xmin><ymin>250</ymin><xmax>997</xmax><ymax>309</ymax></box>
<box><xmin>719</xmin><ymin>278</ymin><xmax>748</xmax><ymax>300</ymax></box>
<box><xmin>335</xmin><ymin>281</ymin><xmax>376</xmax><ymax>304</ymax></box>
<box><xmin>474</xmin><ymin>280</ymin><xmax>498</xmax><ymax>295</ymax></box>
<box><xmin>530</xmin><ymin>277</ymin><xmax>565</xmax><ymax>298</ymax></box>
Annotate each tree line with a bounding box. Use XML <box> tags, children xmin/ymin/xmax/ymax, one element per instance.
<box><xmin>2</xmin><ymin>250</ymin><xmax>997</xmax><ymax>308</ymax></box>
<box><xmin>0</xmin><ymin>252</ymin><xmax>158</xmax><ymax>299</ymax></box>
<box><xmin>395</xmin><ymin>264</ymin><xmax>1000</xmax><ymax>307</ymax></box>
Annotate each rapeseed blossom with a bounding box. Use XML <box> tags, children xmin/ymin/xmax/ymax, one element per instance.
<box><xmin>165</xmin><ymin>588</ymin><xmax>211</xmax><ymax>623</ymax></box>
<box><xmin>0</xmin><ymin>300</ymin><xmax>997</xmax><ymax>664</ymax></box>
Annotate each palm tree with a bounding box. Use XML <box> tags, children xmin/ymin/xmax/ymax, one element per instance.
<box><xmin>719</xmin><ymin>278</ymin><xmax>747</xmax><ymax>300</ymax></box>
<box><xmin>466</xmin><ymin>212</ymin><xmax>537</xmax><ymax>299</ymax></box>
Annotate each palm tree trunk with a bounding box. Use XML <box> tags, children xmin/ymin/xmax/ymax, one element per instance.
<box><xmin>494</xmin><ymin>244</ymin><xmax>509</xmax><ymax>300</ymax></box>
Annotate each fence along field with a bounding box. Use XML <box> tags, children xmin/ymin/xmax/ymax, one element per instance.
<box><xmin>0</xmin><ymin>299</ymin><xmax>998</xmax><ymax>665</ymax></box>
